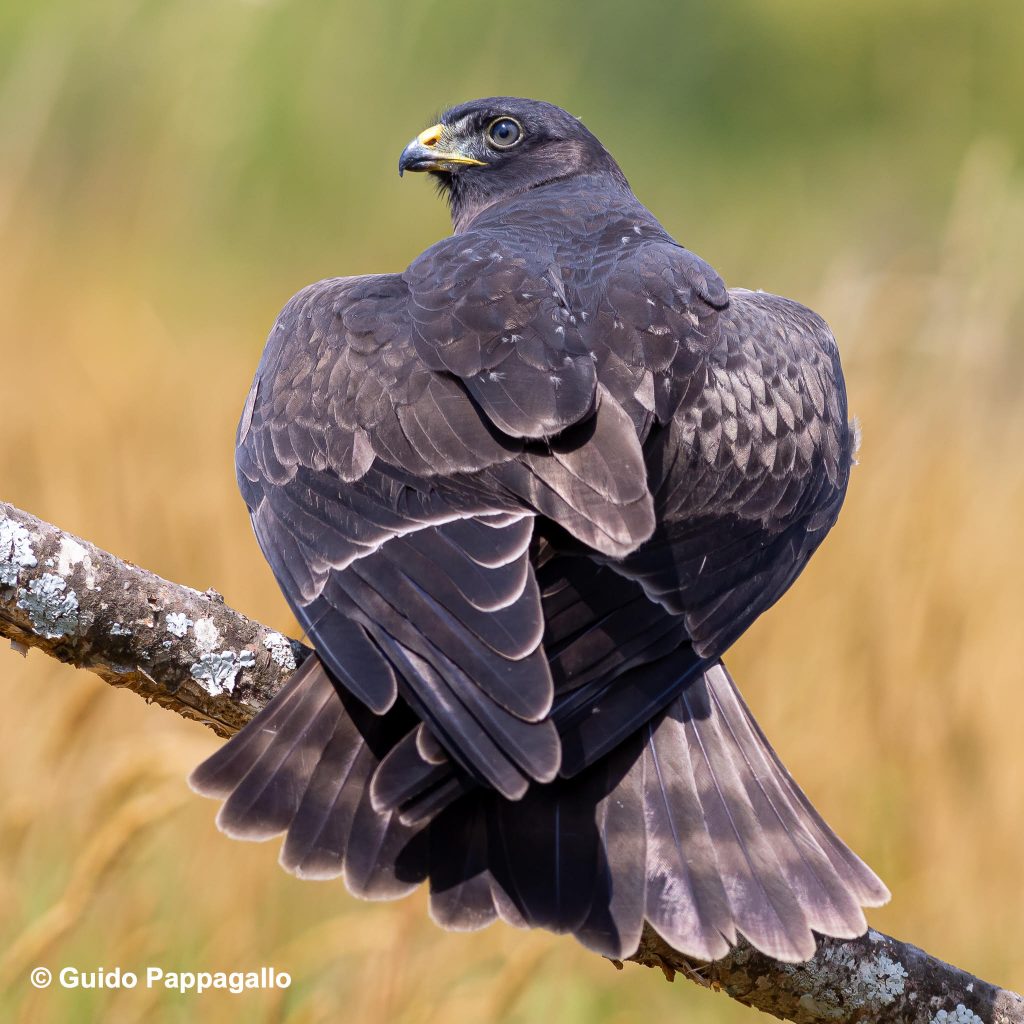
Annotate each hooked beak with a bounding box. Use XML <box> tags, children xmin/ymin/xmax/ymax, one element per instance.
<box><xmin>398</xmin><ymin>123</ymin><xmax>487</xmax><ymax>176</ymax></box>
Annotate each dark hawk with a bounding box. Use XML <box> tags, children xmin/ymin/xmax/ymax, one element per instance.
<box><xmin>191</xmin><ymin>97</ymin><xmax>888</xmax><ymax>962</ymax></box>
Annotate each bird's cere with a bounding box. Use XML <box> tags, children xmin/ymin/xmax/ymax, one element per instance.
<box><xmin>417</xmin><ymin>124</ymin><xmax>443</xmax><ymax>147</ymax></box>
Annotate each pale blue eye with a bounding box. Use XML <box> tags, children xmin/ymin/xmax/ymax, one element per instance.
<box><xmin>488</xmin><ymin>118</ymin><xmax>522</xmax><ymax>149</ymax></box>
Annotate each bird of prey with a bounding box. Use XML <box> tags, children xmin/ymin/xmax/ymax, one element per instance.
<box><xmin>191</xmin><ymin>97</ymin><xmax>888</xmax><ymax>963</ymax></box>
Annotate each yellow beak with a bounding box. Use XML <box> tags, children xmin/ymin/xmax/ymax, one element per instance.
<box><xmin>398</xmin><ymin>123</ymin><xmax>487</xmax><ymax>175</ymax></box>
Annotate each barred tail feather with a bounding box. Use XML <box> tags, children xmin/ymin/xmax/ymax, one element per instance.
<box><xmin>190</xmin><ymin>656</ymin><xmax>887</xmax><ymax>962</ymax></box>
<box><xmin>189</xmin><ymin>657</ymin><xmax>426</xmax><ymax>898</ymax></box>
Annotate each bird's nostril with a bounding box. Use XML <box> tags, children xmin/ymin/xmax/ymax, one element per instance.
<box><xmin>417</xmin><ymin>126</ymin><xmax>442</xmax><ymax>148</ymax></box>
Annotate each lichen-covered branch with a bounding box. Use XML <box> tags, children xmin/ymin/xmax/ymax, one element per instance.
<box><xmin>630</xmin><ymin>925</ymin><xmax>1023</xmax><ymax>1023</ymax></box>
<box><xmin>1</xmin><ymin>499</ymin><xmax>308</xmax><ymax>737</ymax></box>
<box><xmin>2</xmin><ymin>499</ymin><xmax>1022</xmax><ymax>1024</ymax></box>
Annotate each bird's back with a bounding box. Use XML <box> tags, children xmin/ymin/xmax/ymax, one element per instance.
<box><xmin>462</xmin><ymin>178</ymin><xmax>855</xmax><ymax>656</ymax></box>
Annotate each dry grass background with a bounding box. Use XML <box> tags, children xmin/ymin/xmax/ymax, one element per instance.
<box><xmin>2</xmin><ymin>2</ymin><xmax>1024</xmax><ymax>1021</ymax></box>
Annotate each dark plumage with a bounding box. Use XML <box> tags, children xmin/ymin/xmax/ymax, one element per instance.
<box><xmin>191</xmin><ymin>96</ymin><xmax>888</xmax><ymax>962</ymax></box>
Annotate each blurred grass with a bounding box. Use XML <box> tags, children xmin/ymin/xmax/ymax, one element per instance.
<box><xmin>2</xmin><ymin>1</ymin><xmax>1024</xmax><ymax>1020</ymax></box>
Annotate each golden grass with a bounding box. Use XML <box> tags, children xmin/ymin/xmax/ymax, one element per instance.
<box><xmin>2</xmin><ymin>127</ymin><xmax>1023</xmax><ymax>1023</ymax></box>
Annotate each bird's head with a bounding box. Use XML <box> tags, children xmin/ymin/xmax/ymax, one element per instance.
<box><xmin>398</xmin><ymin>97</ymin><xmax>629</xmax><ymax>229</ymax></box>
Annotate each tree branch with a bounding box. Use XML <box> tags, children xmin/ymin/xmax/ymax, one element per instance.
<box><xmin>2</xmin><ymin>498</ymin><xmax>1021</xmax><ymax>1024</ymax></box>
<box><xmin>0</xmin><ymin>499</ymin><xmax>309</xmax><ymax>737</ymax></box>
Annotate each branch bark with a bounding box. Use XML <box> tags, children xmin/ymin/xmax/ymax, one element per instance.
<box><xmin>2</xmin><ymin>499</ymin><xmax>1022</xmax><ymax>1024</ymax></box>
<box><xmin>0</xmin><ymin>499</ymin><xmax>309</xmax><ymax>737</ymax></box>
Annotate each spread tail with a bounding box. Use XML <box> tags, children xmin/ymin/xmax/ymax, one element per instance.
<box><xmin>190</xmin><ymin>655</ymin><xmax>888</xmax><ymax>961</ymax></box>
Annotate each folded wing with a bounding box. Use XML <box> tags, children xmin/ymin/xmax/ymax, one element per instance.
<box><xmin>232</xmin><ymin>269</ymin><xmax>655</xmax><ymax>794</ymax></box>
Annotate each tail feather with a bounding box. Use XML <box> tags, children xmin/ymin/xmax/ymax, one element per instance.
<box><xmin>206</xmin><ymin>659</ymin><xmax>342</xmax><ymax>840</ymax></box>
<box><xmin>189</xmin><ymin>659</ymin><xmax>314</xmax><ymax>800</ymax></box>
<box><xmin>426</xmin><ymin>798</ymin><xmax>498</xmax><ymax>931</ymax></box>
<box><xmin>369</xmin><ymin>727</ymin><xmax>450</xmax><ymax>813</ymax></box>
<box><xmin>485</xmin><ymin>756</ymin><xmax>605</xmax><ymax>937</ymax></box>
<box><xmin>706</xmin><ymin>671</ymin><xmax>877</xmax><ymax>935</ymax></box>
<box><xmin>642</xmin><ymin>696</ymin><xmax>736</xmax><ymax>960</ymax></box>
<box><xmin>341</xmin><ymin>775</ymin><xmax>426</xmax><ymax>899</ymax></box>
<box><xmin>399</xmin><ymin>774</ymin><xmax>472</xmax><ymax>826</ymax></box>
<box><xmin>572</xmin><ymin>733</ymin><xmax>648</xmax><ymax>958</ymax></box>
<box><xmin>191</xmin><ymin>658</ymin><xmax>424</xmax><ymax>898</ymax></box>
<box><xmin>728</xmin><ymin>680</ymin><xmax>890</xmax><ymax>909</ymax></box>
<box><xmin>190</xmin><ymin>654</ymin><xmax>888</xmax><ymax>962</ymax></box>
<box><xmin>556</xmin><ymin>646</ymin><xmax>707</xmax><ymax>777</ymax></box>
<box><xmin>676</xmin><ymin>677</ymin><xmax>815</xmax><ymax>960</ymax></box>
<box><xmin>278</xmin><ymin>712</ymin><xmax>369</xmax><ymax>879</ymax></box>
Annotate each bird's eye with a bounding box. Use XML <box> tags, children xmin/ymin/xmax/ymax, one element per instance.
<box><xmin>487</xmin><ymin>117</ymin><xmax>523</xmax><ymax>150</ymax></box>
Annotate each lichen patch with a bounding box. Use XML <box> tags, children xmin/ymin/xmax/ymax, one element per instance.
<box><xmin>777</xmin><ymin>943</ymin><xmax>908</xmax><ymax>1019</ymax></box>
<box><xmin>193</xmin><ymin>617</ymin><xmax>220</xmax><ymax>652</ymax></box>
<box><xmin>932</xmin><ymin>1005</ymin><xmax>984</xmax><ymax>1024</ymax></box>
<box><xmin>262</xmin><ymin>631</ymin><xmax>298</xmax><ymax>670</ymax></box>
<box><xmin>0</xmin><ymin>515</ymin><xmax>37</xmax><ymax>587</ymax></box>
<box><xmin>16</xmin><ymin>573</ymin><xmax>80</xmax><ymax>638</ymax></box>
<box><xmin>57</xmin><ymin>536</ymin><xmax>89</xmax><ymax>582</ymax></box>
<box><xmin>166</xmin><ymin>612</ymin><xmax>193</xmax><ymax>638</ymax></box>
<box><xmin>830</xmin><ymin>947</ymin><xmax>906</xmax><ymax>1010</ymax></box>
<box><xmin>190</xmin><ymin>649</ymin><xmax>256</xmax><ymax>696</ymax></box>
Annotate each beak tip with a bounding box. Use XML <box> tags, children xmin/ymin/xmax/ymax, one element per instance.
<box><xmin>398</xmin><ymin>139</ymin><xmax>420</xmax><ymax>177</ymax></box>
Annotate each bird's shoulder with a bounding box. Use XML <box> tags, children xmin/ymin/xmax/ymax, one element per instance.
<box><xmin>399</xmin><ymin>228</ymin><xmax>603</xmax><ymax>439</ymax></box>
<box><xmin>234</xmin><ymin>268</ymin><xmax>535</xmax><ymax>552</ymax></box>
<box><xmin>611</xmin><ymin>286</ymin><xmax>853</xmax><ymax>655</ymax></box>
<box><xmin>236</xmin><ymin>261</ymin><xmax>655</xmax><ymax>562</ymax></box>
<box><xmin>254</xmin><ymin>273</ymin><xmax>411</xmax><ymax>378</ymax></box>
<box><xmin>547</xmin><ymin>228</ymin><xmax>729</xmax><ymax>430</ymax></box>
<box><xmin>695</xmin><ymin>287</ymin><xmax>851</xmax><ymax>489</ymax></box>
<box><xmin>236</xmin><ymin>273</ymin><xmax>423</xmax><ymax>493</ymax></box>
